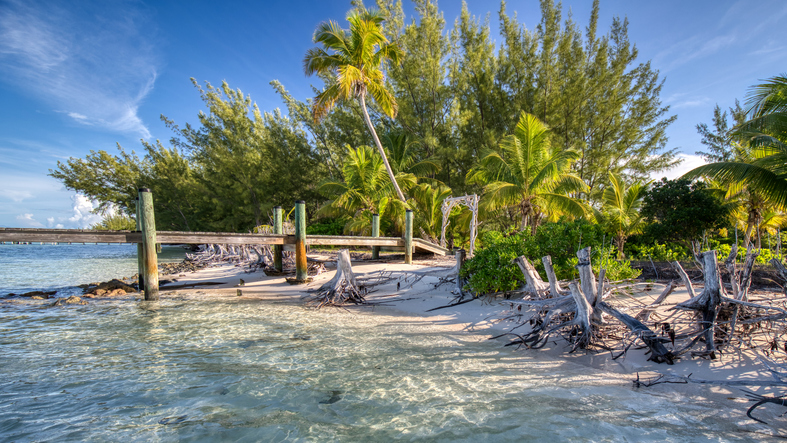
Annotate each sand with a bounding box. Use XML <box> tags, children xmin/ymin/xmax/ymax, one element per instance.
<box><xmin>154</xmin><ymin>251</ymin><xmax>787</xmax><ymax>436</ymax></box>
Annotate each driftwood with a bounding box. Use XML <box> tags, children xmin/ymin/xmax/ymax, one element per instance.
<box><xmin>504</xmin><ymin>250</ymin><xmax>670</xmax><ymax>360</ymax></box>
<box><xmin>542</xmin><ymin>255</ymin><xmax>567</xmax><ymax>296</ymax></box>
<box><xmin>597</xmin><ymin>301</ymin><xmax>675</xmax><ymax>364</ymax></box>
<box><xmin>675</xmin><ymin>251</ymin><xmax>723</xmax><ymax>358</ymax></box>
<box><xmin>305</xmin><ymin>249</ymin><xmax>366</xmax><ymax>308</ymax></box>
<box><xmin>512</xmin><ymin>256</ymin><xmax>549</xmax><ymax>297</ymax></box>
<box><xmin>635</xmin><ymin>280</ymin><xmax>677</xmax><ymax>322</ymax></box>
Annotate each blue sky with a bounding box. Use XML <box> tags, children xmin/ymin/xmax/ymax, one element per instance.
<box><xmin>1</xmin><ymin>0</ymin><xmax>785</xmax><ymax>228</ymax></box>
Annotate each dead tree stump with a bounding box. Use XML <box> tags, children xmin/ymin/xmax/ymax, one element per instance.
<box><xmin>512</xmin><ymin>256</ymin><xmax>549</xmax><ymax>297</ymax></box>
<box><xmin>306</xmin><ymin>249</ymin><xmax>365</xmax><ymax>307</ymax></box>
<box><xmin>675</xmin><ymin>251</ymin><xmax>723</xmax><ymax>358</ymax></box>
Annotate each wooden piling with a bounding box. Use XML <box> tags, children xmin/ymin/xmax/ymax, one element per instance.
<box><xmin>139</xmin><ymin>188</ymin><xmax>159</xmax><ymax>300</ymax></box>
<box><xmin>136</xmin><ymin>197</ymin><xmax>145</xmax><ymax>290</ymax></box>
<box><xmin>404</xmin><ymin>209</ymin><xmax>413</xmax><ymax>264</ymax></box>
<box><xmin>294</xmin><ymin>200</ymin><xmax>308</xmax><ymax>282</ymax></box>
<box><xmin>371</xmin><ymin>213</ymin><xmax>380</xmax><ymax>260</ymax></box>
<box><xmin>273</xmin><ymin>206</ymin><xmax>283</xmax><ymax>272</ymax></box>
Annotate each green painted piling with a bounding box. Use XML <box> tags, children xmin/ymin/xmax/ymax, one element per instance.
<box><xmin>404</xmin><ymin>209</ymin><xmax>413</xmax><ymax>264</ymax></box>
<box><xmin>138</xmin><ymin>188</ymin><xmax>159</xmax><ymax>300</ymax></box>
<box><xmin>273</xmin><ymin>206</ymin><xmax>283</xmax><ymax>272</ymax></box>
<box><xmin>136</xmin><ymin>197</ymin><xmax>145</xmax><ymax>290</ymax></box>
<box><xmin>371</xmin><ymin>213</ymin><xmax>380</xmax><ymax>260</ymax></box>
<box><xmin>294</xmin><ymin>200</ymin><xmax>307</xmax><ymax>282</ymax></box>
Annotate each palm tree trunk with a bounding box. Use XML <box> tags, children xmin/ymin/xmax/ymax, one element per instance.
<box><xmin>359</xmin><ymin>93</ymin><xmax>407</xmax><ymax>203</ymax></box>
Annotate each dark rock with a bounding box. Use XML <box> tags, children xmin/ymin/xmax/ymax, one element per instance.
<box><xmin>83</xmin><ymin>279</ymin><xmax>135</xmax><ymax>295</ymax></box>
<box><xmin>19</xmin><ymin>290</ymin><xmax>56</xmax><ymax>298</ymax></box>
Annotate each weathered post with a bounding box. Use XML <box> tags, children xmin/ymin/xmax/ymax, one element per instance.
<box><xmin>294</xmin><ymin>200</ymin><xmax>308</xmax><ymax>282</ymax></box>
<box><xmin>371</xmin><ymin>213</ymin><xmax>380</xmax><ymax>260</ymax></box>
<box><xmin>455</xmin><ymin>248</ymin><xmax>466</xmax><ymax>294</ymax></box>
<box><xmin>138</xmin><ymin>188</ymin><xmax>159</xmax><ymax>300</ymax></box>
<box><xmin>135</xmin><ymin>197</ymin><xmax>145</xmax><ymax>290</ymax></box>
<box><xmin>404</xmin><ymin>209</ymin><xmax>413</xmax><ymax>264</ymax></box>
<box><xmin>273</xmin><ymin>206</ymin><xmax>283</xmax><ymax>272</ymax></box>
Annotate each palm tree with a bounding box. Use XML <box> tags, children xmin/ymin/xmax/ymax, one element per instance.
<box><xmin>409</xmin><ymin>183</ymin><xmax>453</xmax><ymax>241</ymax></box>
<box><xmin>316</xmin><ymin>145</ymin><xmax>415</xmax><ymax>235</ymax></box>
<box><xmin>381</xmin><ymin>131</ymin><xmax>440</xmax><ymax>181</ymax></box>
<box><xmin>304</xmin><ymin>9</ymin><xmax>407</xmax><ymax>202</ymax></box>
<box><xmin>467</xmin><ymin>111</ymin><xmax>588</xmax><ymax>233</ymax></box>
<box><xmin>594</xmin><ymin>173</ymin><xmax>647</xmax><ymax>259</ymax></box>
<box><xmin>685</xmin><ymin>74</ymin><xmax>787</xmax><ymax>208</ymax></box>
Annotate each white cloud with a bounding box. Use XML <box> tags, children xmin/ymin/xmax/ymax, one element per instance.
<box><xmin>63</xmin><ymin>194</ymin><xmax>104</xmax><ymax>228</ymax></box>
<box><xmin>650</xmin><ymin>153</ymin><xmax>708</xmax><ymax>182</ymax></box>
<box><xmin>15</xmin><ymin>213</ymin><xmax>43</xmax><ymax>227</ymax></box>
<box><xmin>0</xmin><ymin>0</ymin><xmax>158</xmax><ymax>138</ymax></box>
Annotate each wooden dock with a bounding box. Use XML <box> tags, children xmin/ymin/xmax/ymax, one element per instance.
<box><xmin>1</xmin><ymin>188</ymin><xmax>454</xmax><ymax>301</ymax></box>
<box><xmin>0</xmin><ymin>228</ymin><xmax>450</xmax><ymax>255</ymax></box>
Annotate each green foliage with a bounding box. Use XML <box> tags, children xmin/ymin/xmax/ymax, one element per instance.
<box><xmin>304</xmin><ymin>7</ymin><xmax>407</xmax><ymax>202</ymax></box>
<box><xmin>715</xmin><ymin>244</ymin><xmax>780</xmax><ymax>265</ymax></box>
<box><xmin>594</xmin><ymin>173</ymin><xmax>648</xmax><ymax>257</ymax></box>
<box><xmin>641</xmin><ymin>178</ymin><xmax>730</xmax><ymax>245</ymax></box>
<box><xmin>459</xmin><ymin>230</ymin><xmax>532</xmax><ymax>294</ymax></box>
<box><xmin>90</xmin><ymin>213</ymin><xmax>137</xmax><ymax>231</ymax></box>
<box><xmin>50</xmin><ymin>79</ymin><xmax>326</xmax><ymax>232</ymax></box>
<box><xmin>591</xmin><ymin>246</ymin><xmax>641</xmax><ymax>281</ymax></box>
<box><xmin>306</xmin><ymin>218</ymin><xmax>347</xmax><ymax>236</ymax></box>
<box><xmin>627</xmin><ymin>241</ymin><xmax>690</xmax><ymax>262</ymax></box>
<box><xmin>450</xmin><ymin>0</ymin><xmax>677</xmax><ymax>201</ymax></box>
<box><xmin>460</xmin><ymin>219</ymin><xmax>612</xmax><ymax>294</ymax></box>
<box><xmin>316</xmin><ymin>144</ymin><xmax>415</xmax><ymax>235</ymax></box>
<box><xmin>467</xmin><ymin>111</ymin><xmax>587</xmax><ymax>233</ymax></box>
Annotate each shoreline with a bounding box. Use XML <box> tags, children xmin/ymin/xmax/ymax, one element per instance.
<box><xmin>4</xmin><ymin>250</ymin><xmax>787</xmax><ymax>435</ymax></box>
<box><xmin>145</xmin><ymin>252</ymin><xmax>787</xmax><ymax>434</ymax></box>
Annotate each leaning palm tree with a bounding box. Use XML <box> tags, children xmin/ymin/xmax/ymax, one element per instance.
<box><xmin>467</xmin><ymin>111</ymin><xmax>588</xmax><ymax>233</ymax></box>
<box><xmin>304</xmin><ymin>9</ymin><xmax>407</xmax><ymax>202</ymax></box>
<box><xmin>594</xmin><ymin>173</ymin><xmax>648</xmax><ymax>259</ymax></box>
<box><xmin>684</xmin><ymin>74</ymin><xmax>787</xmax><ymax>208</ymax></box>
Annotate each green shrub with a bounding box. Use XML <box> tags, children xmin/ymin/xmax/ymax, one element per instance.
<box><xmin>306</xmin><ymin>218</ymin><xmax>347</xmax><ymax>236</ymax></box>
<box><xmin>627</xmin><ymin>242</ymin><xmax>690</xmax><ymax>261</ymax></box>
<box><xmin>461</xmin><ymin>220</ymin><xmax>636</xmax><ymax>294</ymax></box>
<box><xmin>715</xmin><ymin>244</ymin><xmax>780</xmax><ymax>265</ymax></box>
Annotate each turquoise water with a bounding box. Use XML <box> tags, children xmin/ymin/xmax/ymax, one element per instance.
<box><xmin>0</xmin><ymin>246</ymin><xmax>776</xmax><ymax>441</ymax></box>
<box><xmin>0</xmin><ymin>243</ymin><xmax>186</xmax><ymax>295</ymax></box>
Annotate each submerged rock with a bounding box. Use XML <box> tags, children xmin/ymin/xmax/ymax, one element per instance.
<box><xmin>51</xmin><ymin>296</ymin><xmax>87</xmax><ymax>306</ymax></box>
<box><xmin>19</xmin><ymin>290</ymin><xmax>56</xmax><ymax>299</ymax></box>
<box><xmin>82</xmin><ymin>279</ymin><xmax>135</xmax><ymax>297</ymax></box>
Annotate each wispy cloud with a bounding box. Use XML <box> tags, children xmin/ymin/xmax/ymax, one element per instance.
<box><xmin>15</xmin><ymin>213</ymin><xmax>43</xmax><ymax>228</ymax></box>
<box><xmin>651</xmin><ymin>153</ymin><xmax>707</xmax><ymax>181</ymax></box>
<box><xmin>0</xmin><ymin>0</ymin><xmax>158</xmax><ymax>138</ymax></box>
<box><xmin>653</xmin><ymin>1</ymin><xmax>787</xmax><ymax>73</ymax></box>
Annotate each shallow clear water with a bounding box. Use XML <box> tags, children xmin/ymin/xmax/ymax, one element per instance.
<box><xmin>0</xmin><ymin>295</ymin><xmax>766</xmax><ymax>442</ymax></box>
<box><xmin>0</xmin><ymin>244</ymin><xmax>186</xmax><ymax>295</ymax></box>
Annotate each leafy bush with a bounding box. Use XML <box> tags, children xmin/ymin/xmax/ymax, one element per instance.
<box><xmin>715</xmin><ymin>244</ymin><xmax>780</xmax><ymax>265</ymax></box>
<box><xmin>306</xmin><ymin>218</ymin><xmax>347</xmax><ymax>236</ymax></box>
<box><xmin>627</xmin><ymin>241</ymin><xmax>690</xmax><ymax>262</ymax></box>
<box><xmin>592</xmin><ymin>247</ymin><xmax>641</xmax><ymax>281</ymax></box>
<box><xmin>461</xmin><ymin>220</ymin><xmax>637</xmax><ymax>294</ymax></box>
